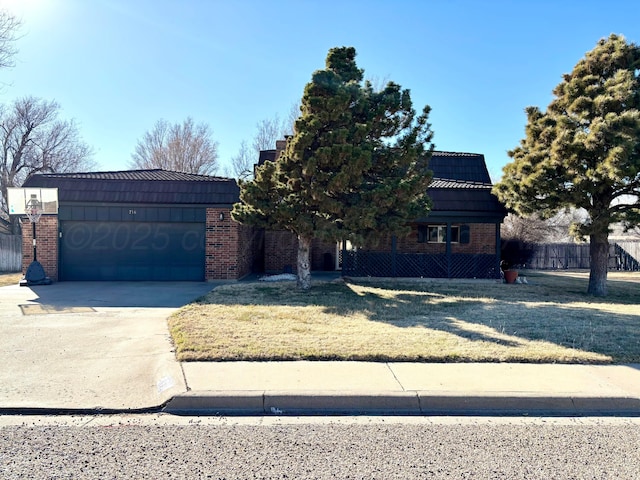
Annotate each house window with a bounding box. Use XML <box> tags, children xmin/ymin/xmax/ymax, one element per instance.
<box><xmin>418</xmin><ymin>225</ymin><xmax>462</xmax><ymax>243</ymax></box>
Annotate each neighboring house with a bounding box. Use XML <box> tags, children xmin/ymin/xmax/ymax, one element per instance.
<box><xmin>20</xmin><ymin>169</ymin><xmax>254</xmax><ymax>281</ymax></box>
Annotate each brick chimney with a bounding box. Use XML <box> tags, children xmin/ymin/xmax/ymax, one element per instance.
<box><xmin>275</xmin><ymin>136</ymin><xmax>290</xmax><ymax>160</ymax></box>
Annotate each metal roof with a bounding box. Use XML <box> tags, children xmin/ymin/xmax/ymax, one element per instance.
<box><xmin>22</xmin><ymin>169</ymin><xmax>239</xmax><ymax>205</ymax></box>
<box><xmin>429</xmin><ymin>151</ymin><xmax>492</xmax><ymax>183</ymax></box>
<box><xmin>427</xmin><ymin>152</ymin><xmax>506</xmax><ymax>219</ymax></box>
<box><xmin>21</xmin><ymin>152</ymin><xmax>506</xmax><ymax>219</ymax></box>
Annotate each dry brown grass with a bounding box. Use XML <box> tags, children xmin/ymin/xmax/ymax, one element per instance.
<box><xmin>0</xmin><ymin>272</ymin><xmax>22</xmax><ymax>287</ymax></box>
<box><xmin>168</xmin><ymin>270</ymin><xmax>640</xmax><ymax>364</ymax></box>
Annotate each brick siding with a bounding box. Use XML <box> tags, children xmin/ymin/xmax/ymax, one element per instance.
<box><xmin>264</xmin><ymin>230</ymin><xmax>298</xmax><ymax>273</ymax></box>
<box><xmin>371</xmin><ymin>223</ymin><xmax>497</xmax><ymax>254</ymax></box>
<box><xmin>311</xmin><ymin>238</ymin><xmax>338</xmax><ymax>271</ymax></box>
<box><xmin>20</xmin><ymin>208</ymin><xmax>498</xmax><ymax>282</ymax></box>
<box><xmin>205</xmin><ymin>208</ymin><xmax>255</xmax><ymax>280</ymax></box>
<box><xmin>21</xmin><ymin>215</ymin><xmax>58</xmax><ymax>281</ymax></box>
<box><xmin>263</xmin><ymin>231</ymin><xmax>339</xmax><ymax>273</ymax></box>
<box><xmin>22</xmin><ymin>209</ymin><xmax>256</xmax><ymax>283</ymax></box>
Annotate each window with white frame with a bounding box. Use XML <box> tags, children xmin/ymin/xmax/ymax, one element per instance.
<box><xmin>418</xmin><ymin>225</ymin><xmax>462</xmax><ymax>243</ymax></box>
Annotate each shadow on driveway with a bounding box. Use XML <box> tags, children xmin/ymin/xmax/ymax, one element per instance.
<box><xmin>0</xmin><ymin>281</ymin><xmax>219</xmax><ymax>411</ymax></box>
<box><xmin>23</xmin><ymin>281</ymin><xmax>218</xmax><ymax>309</ymax></box>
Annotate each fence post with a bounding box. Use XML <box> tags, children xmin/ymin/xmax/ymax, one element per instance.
<box><xmin>446</xmin><ymin>223</ymin><xmax>452</xmax><ymax>278</ymax></box>
<box><xmin>495</xmin><ymin>223</ymin><xmax>501</xmax><ymax>279</ymax></box>
<box><xmin>391</xmin><ymin>235</ymin><xmax>397</xmax><ymax>277</ymax></box>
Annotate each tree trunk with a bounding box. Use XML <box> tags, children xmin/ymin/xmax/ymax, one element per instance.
<box><xmin>588</xmin><ymin>232</ymin><xmax>608</xmax><ymax>296</ymax></box>
<box><xmin>297</xmin><ymin>235</ymin><xmax>312</xmax><ymax>290</ymax></box>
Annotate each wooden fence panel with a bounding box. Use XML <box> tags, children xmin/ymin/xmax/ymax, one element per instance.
<box><xmin>522</xmin><ymin>241</ymin><xmax>640</xmax><ymax>271</ymax></box>
<box><xmin>0</xmin><ymin>234</ymin><xmax>21</xmax><ymax>272</ymax></box>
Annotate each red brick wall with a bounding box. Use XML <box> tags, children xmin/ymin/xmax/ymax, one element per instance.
<box><xmin>20</xmin><ymin>209</ymin><xmax>497</xmax><ymax>282</ymax></box>
<box><xmin>236</xmin><ymin>223</ymin><xmax>256</xmax><ymax>278</ymax></box>
<box><xmin>311</xmin><ymin>238</ymin><xmax>338</xmax><ymax>270</ymax></box>
<box><xmin>260</xmin><ymin>224</ymin><xmax>500</xmax><ymax>272</ymax></box>
<box><xmin>395</xmin><ymin>223</ymin><xmax>497</xmax><ymax>254</ymax></box>
<box><xmin>22</xmin><ymin>215</ymin><xmax>58</xmax><ymax>281</ymax></box>
<box><xmin>21</xmin><ymin>209</ymin><xmax>256</xmax><ymax>283</ymax></box>
<box><xmin>264</xmin><ymin>230</ymin><xmax>298</xmax><ymax>273</ymax></box>
<box><xmin>205</xmin><ymin>208</ymin><xmax>255</xmax><ymax>280</ymax></box>
<box><xmin>262</xmin><ymin>230</ymin><xmax>341</xmax><ymax>273</ymax></box>
<box><xmin>459</xmin><ymin>223</ymin><xmax>497</xmax><ymax>254</ymax></box>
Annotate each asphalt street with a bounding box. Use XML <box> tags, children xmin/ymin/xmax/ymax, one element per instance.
<box><xmin>1</xmin><ymin>416</ymin><xmax>639</xmax><ymax>479</ymax></box>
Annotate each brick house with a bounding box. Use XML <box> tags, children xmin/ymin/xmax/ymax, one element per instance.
<box><xmin>253</xmin><ymin>140</ymin><xmax>339</xmax><ymax>274</ymax></box>
<box><xmin>341</xmin><ymin>152</ymin><xmax>508</xmax><ymax>278</ymax></box>
<box><xmin>19</xmin><ymin>148</ymin><xmax>506</xmax><ymax>281</ymax></box>
<box><xmin>256</xmin><ymin>148</ymin><xmax>508</xmax><ymax>279</ymax></box>
<box><xmin>21</xmin><ymin>170</ymin><xmax>254</xmax><ymax>281</ymax></box>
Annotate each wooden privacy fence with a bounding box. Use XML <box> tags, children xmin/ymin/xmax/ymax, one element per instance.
<box><xmin>0</xmin><ymin>234</ymin><xmax>21</xmax><ymax>272</ymax></box>
<box><xmin>517</xmin><ymin>241</ymin><xmax>640</xmax><ymax>271</ymax></box>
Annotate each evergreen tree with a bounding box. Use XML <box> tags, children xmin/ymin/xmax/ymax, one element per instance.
<box><xmin>233</xmin><ymin>47</ymin><xmax>434</xmax><ymax>289</ymax></box>
<box><xmin>494</xmin><ymin>34</ymin><xmax>640</xmax><ymax>296</ymax></box>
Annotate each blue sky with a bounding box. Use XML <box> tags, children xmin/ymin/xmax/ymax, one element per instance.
<box><xmin>1</xmin><ymin>0</ymin><xmax>639</xmax><ymax>181</ymax></box>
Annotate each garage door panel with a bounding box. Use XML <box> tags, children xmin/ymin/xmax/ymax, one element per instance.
<box><xmin>60</xmin><ymin>221</ymin><xmax>205</xmax><ymax>281</ymax></box>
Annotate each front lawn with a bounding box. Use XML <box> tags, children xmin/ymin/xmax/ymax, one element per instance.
<box><xmin>168</xmin><ymin>271</ymin><xmax>640</xmax><ymax>364</ymax></box>
<box><xmin>0</xmin><ymin>272</ymin><xmax>22</xmax><ymax>287</ymax></box>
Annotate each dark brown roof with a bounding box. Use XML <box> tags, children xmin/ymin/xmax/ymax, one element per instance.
<box><xmin>22</xmin><ymin>151</ymin><xmax>506</xmax><ymax>219</ymax></box>
<box><xmin>429</xmin><ymin>179</ymin><xmax>491</xmax><ymax>189</ymax></box>
<box><xmin>429</xmin><ymin>151</ymin><xmax>492</xmax><ymax>184</ymax></box>
<box><xmin>427</xmin><ymin>152</ymin><xmax>506</xmax><ymax>219</ymax></box>
<box><xmin>22</xmin><ymin>169</ymin><xmax>239</xmax><ymax>205</ymax></box>
<box><xmin>258</xmin><ymin>150</ymin><xmax>277</xmax><ymax>164</ymax></box>
<box><xmin>254</xmin><ymin>148</ymin><xmax>506</xmax><ymax>220</ymax></box>
<box><xmin>32</xmin><ymin>169</ymin><xmax>228</xmax><ymax>182</ymax></box>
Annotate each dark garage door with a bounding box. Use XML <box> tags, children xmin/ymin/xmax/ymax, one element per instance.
<box><xmin>60</xmin><ymin>221</ymin><xmax>205</xmax><ymax>281</ymax></box>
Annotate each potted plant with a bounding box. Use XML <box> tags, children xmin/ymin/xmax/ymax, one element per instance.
<box><xmin>500</xmin><ymin>260</ymin><xmax>518</xmax><ymax>284</ymax></box>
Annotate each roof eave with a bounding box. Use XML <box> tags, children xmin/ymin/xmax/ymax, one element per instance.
<box><xmin>416</xmin><ymin>210</ymin><xmax>507</xmax><ymax>223</ymax></box>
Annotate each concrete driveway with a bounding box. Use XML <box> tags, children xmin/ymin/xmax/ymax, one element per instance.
<box><xmin>0</xmin><ymin>281</ymin><xmax>215</xmax><ymax>411</ymax></box>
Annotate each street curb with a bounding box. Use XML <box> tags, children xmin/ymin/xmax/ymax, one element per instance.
<box><xmin>0</xmin><ymin>406</ymin><xmax>165</xmax><ymax>416</ymax></box>
<box><xmin>163</xmin><ymin>391</ymin><xmax>421</xmax><ymax>415</ymax></box>
<box><xmin>418</xmin><ymin>394</ymin><xmax>640</xmax><ymax>416</ymax></box>
<box><xmin>162</xmin><ymin>391</ymin><xmax>640</xmax><ymax>416</ymax></box>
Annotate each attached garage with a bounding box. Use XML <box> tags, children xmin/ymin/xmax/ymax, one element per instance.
<box><xmin>22</xmin><ymin>169</ymin><xmax>250</xmax><ymax>282</ymax></box>
<box><xmin>59</xmin><ymin>207</ymin><xmax>206</xmax><ymax>281</ymax></box>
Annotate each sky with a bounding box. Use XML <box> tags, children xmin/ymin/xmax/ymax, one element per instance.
<box><xmin>1</xmin><ymin>0</ymin><xmax>639</xmax><ymax>182</ymax></box>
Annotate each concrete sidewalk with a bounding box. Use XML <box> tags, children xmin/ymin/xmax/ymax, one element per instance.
<box><xmin>166</xmin><ymin>361</ymin><xmax>640</xmax><ymax>416</ymax></box>
<box><xmin>2</xmin><ymin>282</ymin><xmax>640</xmax><ymax>417</ymax></box>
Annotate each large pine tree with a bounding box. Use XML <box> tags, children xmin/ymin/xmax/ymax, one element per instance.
<box><xmin>233</xmin><ymin>47</ymin><xmax>434</xmax><ymax>289</ymax></box>
<box><xmin>494</xmin><ymin>34</ymin><xmax>640</xmax><ymax>296</ymax></box>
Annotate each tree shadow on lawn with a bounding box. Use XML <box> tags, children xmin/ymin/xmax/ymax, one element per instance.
<box><xmin>207</xmin><ymin>276</ymin><xmax>640</xmax><ymax>363</ymax></box>
<box><xmin>340</xmin><ymin>277</ymin><xmax>640</xmax><ymax>363</ymax></box>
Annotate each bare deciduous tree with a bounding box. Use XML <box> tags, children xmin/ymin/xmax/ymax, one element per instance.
<box><xmin>230</xmin><ymin>102</ymin><xmax>302</xmax><ymax>180</ymax></box>
<box><xmin>501</xmin><ymin>213</ymin><xmax>549</xmax><ymax>243</ymax></box>
<box><xmin>502</xmin><ymin>209</ymin><xmax>589</xmax><ymax>244</ymax></box>
<box><xmin>130</xmin><ymin>117</ymin><xmax>219</xmax><ymax>175</ymax></box>
<box><xmin>252</xmin><ymin>115</ymin><xmax>286</xmax><ymax>154</ymax></box>
<box><xmin>285</xmin><ymin>100</ymin><xmax>301</xmax><ymax>136</ymax></box>
<box><xmin>0</xmin><ymin>10</ymin><xmax>20</xmax><ymax>69</ymax></box>
<box><xmin>230</xmin><ymin>140</ymin><xmax>253</xmax><ymax>180</ymax></box>
<box><xmin>1</xmin><ymin>96</ymin><xmax>95</xmax><ymax>230</ymax></box>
